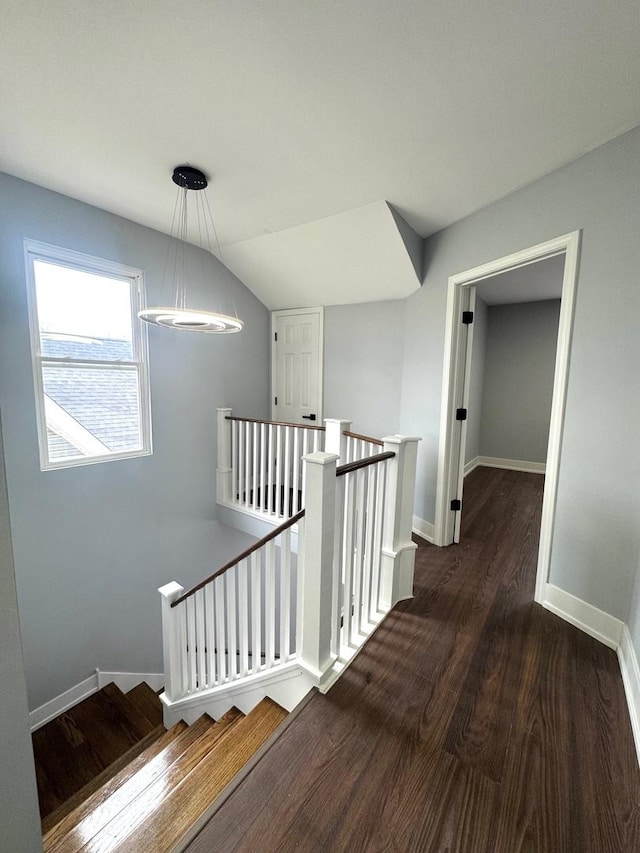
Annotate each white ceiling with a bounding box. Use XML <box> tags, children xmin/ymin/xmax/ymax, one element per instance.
<box><xmin>2</xmin><ymin>1</ymin><xmax>640</xmax><ymax>307</ymax></box>
<box><xmin>476</xmin><ymin>255</ymin><xmax>565</xmax><ymax>306</ymax></box>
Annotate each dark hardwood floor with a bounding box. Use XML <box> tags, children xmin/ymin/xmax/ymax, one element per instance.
<box><xmin>187</xmin><ymin>467</ymin><xmax>640</xmax><ymax>852</ymax></box>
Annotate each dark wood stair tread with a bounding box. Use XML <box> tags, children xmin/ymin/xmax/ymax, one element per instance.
<box><xmin>43</xmin><ymin>710</ymin><xmax>244</xmax><ymax>852</ymax></box>
<box><xmin>33</xmin><ymin>682</ymin><xmax>159</xmax><ymax>820</ymax></box>
<box><xmin>106</xmin><ymin>699</ymin><xmax>288</xmax><ymax>851</ymax></box>
<box><xmin>126</xmin><ymin>682</ymin><xmax>163</xmax><ymax>728</ymax></box>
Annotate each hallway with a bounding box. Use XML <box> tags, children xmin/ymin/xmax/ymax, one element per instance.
<box><xmin>187</xmin><ymin>467</ymin><xmax>640</xmax><ymax>852</ymax></box>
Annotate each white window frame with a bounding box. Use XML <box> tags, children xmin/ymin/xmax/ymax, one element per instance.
<box><xmin>24</xmin><ymin>239</ymin><xmax>153</xmax><ymax>471</ymax></box>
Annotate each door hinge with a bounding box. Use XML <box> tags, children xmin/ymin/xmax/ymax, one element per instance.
<box><xmin>274</xmin><ymin>396</ymin><xmax>278</xmax><ymax>406</ymax></box>
<box><xmin>450</xmin><ymin>499</ymin><xmax>462</xmax><ymax>511</ymax></box>
<box><xmin>462</xmin><ymin>311</ymin><xmax>474</xmax><ymax>324</ymax></box>
<box><xmin>456</xmin><ymin>408</ymin><xmax>467</xmax><ymax>421</ymax></box>
<box><xmin>274</xmin><ymin>332</ymin><xmax>278</xmax><ymax>342</ymax></box>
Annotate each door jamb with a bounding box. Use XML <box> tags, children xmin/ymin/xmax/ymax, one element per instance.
<box><xmin>433</xmin><ymin>231</ymin><xmax>581</xmax><ymax>603</ymax></box>
<box><xmin>270</xmin><ymin>306</ymin><xmax>324</xmax><ymax>422</ymax></box>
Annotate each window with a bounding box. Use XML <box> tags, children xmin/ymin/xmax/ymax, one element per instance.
<box><xmin>24</xmin><ymin>240</ymin><xmax>152</xmax><ymax>470</ymax></box>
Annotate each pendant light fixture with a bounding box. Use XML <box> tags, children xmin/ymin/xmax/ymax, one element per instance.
<box><xmin>138</xmin><ymin>165</ymin><xmax>243</xmax><ymax>333</ymax></box>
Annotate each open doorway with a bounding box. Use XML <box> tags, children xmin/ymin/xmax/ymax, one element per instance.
<box><xmin>434</xmin><ymin>231</ymin><xmax>581</xmax><ymax>603</ymax></box>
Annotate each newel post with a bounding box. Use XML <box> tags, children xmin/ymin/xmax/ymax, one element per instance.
<box><xmin>158</xmin><ymin>581</ymin><xmax>185</xmax><ymax>702</ymax></box>
<box><xmin>216</xmin><ymin>407</ymin><xmax>233</xmax><ymax>504</ymax></box>
<box><xmin>299</xmin><ymin>451</ymin><xmax>339</xmax><ymax>680</ymax></box>
<box><xmin>323</xmin><ymin>419</ymin><xmax>352</xmax><ymax>462</ymax></box>
<box><xmin>380</xmin><ymin>435</ymin><xmax>420</xmax><ymax>608</ymax></box>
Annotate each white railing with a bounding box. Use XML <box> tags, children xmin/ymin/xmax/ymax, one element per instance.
<box><xmin>343</xmin><ymin>430</ymin><xmax>384</xmax><ymax>464</ymax></box>
<box><xmin>160</xmin><ymin>431</ymin><xmax>419</xmax><ymax>722</ymax></box>
<box><xmin>332</xmin><ymin>453</ymin><xmax>388</xmax><ymax>655</ymax></box>
<box><xmin>160</xmin><ymin>510</ymin><xmax>302</xmax><ymax>704</ymax></box>
<box><xmin>217</xmin><ymin>409</ymin><xmax>324</xmax><ymax>519</ymax></box>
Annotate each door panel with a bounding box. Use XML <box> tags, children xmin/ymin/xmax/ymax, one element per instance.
<box><xmin>272</xmin><ymin>309</ymin><xmax>323</xmax><ymax>424</ymax></box>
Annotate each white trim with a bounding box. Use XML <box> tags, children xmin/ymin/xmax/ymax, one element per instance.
<box><xmin>29</xmin><ymin>670</ymin><xmax>164</xmax><ymax>731</ymax></box>
<box><xmin>412</xmin><ymin>515</ymin><xmax>434</xmax><ymax>543</ymax></box>
<box><xmin>434</xmin><ymin>231</ymin><xmax>581</xmax><ymax>607</ymax></box>
<box><xmin>542</xmin><ymin>583</ymin><xmax>623</xmax><ymax>649</ymax></box>
<box><xmin>618</xmin><ymin>625</ymin><xmax>640</xmax><ymax>768</ymax></box>
<box><xmin>96</xmin><ymin>670</ymin><xmax>164</xmax><ymax>694</ymax></box>
<box><xmin>23</xmin><ymin>238</ymin><xmax>153</xmax><ymax>472</ymax></box>
<box><xmin>271</xmin><ymin>306</ymin><xmax>324</xmax><ymax>423</ymax></box>
<box><xmin>29</xmin><ymin>673</ymin><xmax>99</xmax><ymax>732</ymax></box>
<box><xmin>465</xmin><ymin>456</ymin><xmax>546</xmax><ymax>475</ymax></box>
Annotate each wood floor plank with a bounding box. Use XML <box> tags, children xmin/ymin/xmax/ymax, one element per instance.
<box><xmin>185</xmin><ymin>467</ymin><xmax>640</xmax><ymax>853</ymax></box>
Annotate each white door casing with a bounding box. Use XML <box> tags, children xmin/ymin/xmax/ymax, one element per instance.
<box><xmin>434</xmin><ymin>231</ymin><xmax>581</xmax><ymax>604</ymax></box>
<box><xmin>271</xmin><ymin>308</ymin><xmax>323</xmax><ymax>425</ymax></box>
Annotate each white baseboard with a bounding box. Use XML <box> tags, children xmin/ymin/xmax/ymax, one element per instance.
<box><xmin>618</xmin><ymin>625</ymin><xmax>640</xmax><ymax>768</ymax></box>
<box><xmin>543</xmin><ymin>583</ymin><xmax>623</xmax><ymax>649</ymax></box>
<box><xmin>97</xmin><ymin>670</ymin><xmax>164</xmax><ymax>694</ymax></box>
<box><xmin>29</xmin><ymin>673</ymin><xmax>99</xmax><ymax>732</ymax></box>
<box><xmin>464</xmin><ymin>456</ymin><xmax>481</xmax><ymax>476</ymax></box>
<box><xmin>29</xmin><ymin>670</ymin><xmax>164</xmax><ymax>732</ymax></box>
<box><xmin>465</xmin><ymin>455</ymin><xmax>546</xmax><ymax>476</ymax></box>
<box><xmin>412</xmin><ymin>515</ymin><xmax>434</xmax><ymax>543</ymax></box>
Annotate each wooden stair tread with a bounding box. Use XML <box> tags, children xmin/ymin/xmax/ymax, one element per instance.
<box><xmin>43</xmin><ymin>709</ymin><xmax>244</xmax><ymax>853</ymax></box>
<box><xmin>34</xmin><ymin>682</ymin><xmax>158</xmax><ymax>820</ymax></box>
<box><xmin>126</xmin><ymin>683</ymin><xmax>163</xmax><ymax>728</ymax></box>
<box><xmin>40</xmin><ymin>724</ymin><xmax>168</xmax><ymax>835</ymax></box>
<box><xmin>104</xmin><ymin>699</ymin><xmax>288</xmax><ymax>851</ymax></box>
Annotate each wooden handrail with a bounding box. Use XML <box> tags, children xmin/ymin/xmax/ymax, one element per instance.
<box><xmin>336</xmin><ymin>451</ymin><xmax>395</xmax><ymax>477</ymax></box>
<box><xmin>343</xmin><ymin>430</ymin><xmax>384</xmax><ymax>447</ymax></box>
<box><xmin>171</xmin><ymin>509</ymin><xmax>306</xmax><ymax>608</ymax></box>
<box><xmin>226</xmin><ymin>415</ymin><xmax>325</xmax><ymax>432</ymax></box>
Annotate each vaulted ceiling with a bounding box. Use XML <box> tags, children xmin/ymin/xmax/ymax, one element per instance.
<box><xmin>2</xmin><ymin>1</ymin><xmax>640</xmax><ymax>307</ymax></box>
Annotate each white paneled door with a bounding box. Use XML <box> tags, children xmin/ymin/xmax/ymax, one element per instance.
<box><xmin>272</xmin><ymin>308</ymin><xmax>323</xmax><ymax>425</ymax></box>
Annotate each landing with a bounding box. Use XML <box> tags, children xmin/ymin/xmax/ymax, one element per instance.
<box><xmin>186</xmin><ymin>467</ymin><xmax>640</xmax><ymax>852</ymax></box>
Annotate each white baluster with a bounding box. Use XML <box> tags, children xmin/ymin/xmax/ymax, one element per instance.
<box><xmin>158</xmin><ymin>582</ymin><xmax>185</xmax><ymax>702</ymax></box>
<box><xmin>251</xmin><ymin>551</ymin><xmax>262</xmax><ymax>672</ymax></box>
<box><xmin>292</xmin><ymin>429</ymin><xmax>301</xmax><ymax>513</ymax></box>
<box><xmin>196</xmin><ymin>589</ymin><xmax>206</xmax><ymax>691</ymax></box>
<box><xmin>186</xmin><ymin>596</ymin><xmax>196</xmax><ymax>693</ymax></box>
<box><xmin>342</xmin><ymin>472</ymin><xmax>356</xmax><ymax>646</ymax></box>
<box><xmin>259</xmin><ymin>423</ymin><xmax>266</xmax><ymax>512</ymax></box>
<box><xmin>238</xmin><ymin>421</ymin><xmax>245</xmax><ymax>508</ymax></box>
<box><xmin>275</xmin><ymin>424</ymin><xmax>283</xmax><ymax>516</ymax></box>
<box><xmin>252</xmin><ymin>422</ymin><xmax>258</xmax><ymax>510</ymax></box>
<box><xmin>380</xmin><ymin>436</ymin><xmax>420</xmax><ymax>608</ymax></box>
<box><xmin>244</xmin><ymin>423</ymin><xmax>251</xmax><ymax>511</ymax></box>
<box><xmin>227</xmin><ymin>568</ymin><xmax>237</xmax><ymax>680</ymax></box>
<box><xmin>215</xmin><ymin>575</ymin><xmax>227</xmax><ymax>684</ymax></box>
<box><xmin>265</xmin><ymin>539</ymin><xmax>276</xmax><ymax>666</ymax></box>
<box><xmin>205</xmin><ymin>582</ymin><xmax>216</xmax><ymax>685</ymax></box>
<box><xmin>267</xmin><ymin>424</ymin><xmax>274</xmax><ymax>515</ymax></box>
<box><xmin>216</xmin><ymin>408</ymin><xmax>233</xmax><ymax>504</ymax></box>
<box><xmin>283</xmin><ymin>427</ymin><xmax>291</xmax><ymax>517</ymax></box>
<box><xmin>280</xmin><ymin>527</ymin><xmax>292</xmax><ymax>660</ymax></box>
<box><xmin>238</xmin><ymin>559</ymin><xmax>249</xmax><ymax>676</ymax></box>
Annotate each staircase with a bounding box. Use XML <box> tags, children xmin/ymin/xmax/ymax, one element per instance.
<box><xmin>33</xmin><ymin>682</ymin><xmax>287</xmax><ymax>851</ymax></box>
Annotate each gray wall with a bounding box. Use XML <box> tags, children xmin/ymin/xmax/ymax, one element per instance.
<box><xmin>0</xmin><ymin>413</ymin><xmax>42</xmax><ymax>852</ymax></box>
<box><xmin>0</xmin><ymin>173</ymin><xmax>269</xmax><ymax>709</ymax></box>
<box><xmin>324</xmin><ymin>300</ymin><xmax>405</xmax><ymax>438</ymax></box>
<box><xmin>400</xmin><ymin>125</ymin><xmax>640</xmax><ymax>624</ymax></box>
<box><xmin>479</xmin><ymin>300</ymin><xmax>560</xmax><ymax>463</ymax></box>
<box><xmin>464</xmin><ymin>296</ymin><xmax>487</xmax><ymax>464</ymax></box>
